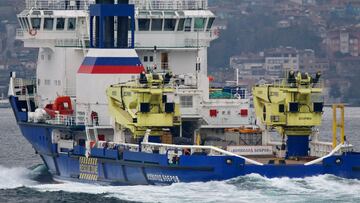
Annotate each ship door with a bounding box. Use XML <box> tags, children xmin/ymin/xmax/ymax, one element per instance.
<box><xmin>79</xmin><ymin>17</ymin><xmax>87</xmax><ymax>35</ymax></box>
<box><xmin>161</xmin><ymin>53</ymin><xmax>169</xmax><ymax>70</ymax></box>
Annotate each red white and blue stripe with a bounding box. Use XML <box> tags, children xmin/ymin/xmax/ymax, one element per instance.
<box><xmin>78</xmin><ymin>49</ymin><xmax>144</xmax><ymax>74</ymax></box>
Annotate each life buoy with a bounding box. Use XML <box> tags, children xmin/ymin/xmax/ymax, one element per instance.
<box><xmin>213</xmin><ymin>28</ymin><xmax>220</xmax><ymax>36</ymax></box>
<box><xmin>29</xmin><ymin>29</ymin><xmax>37</xmax><ymax>36</ymax></box>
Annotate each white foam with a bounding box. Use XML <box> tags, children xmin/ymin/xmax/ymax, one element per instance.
<box><xmin>17</xmin><ymin>173</ymin><xmax>360</xmax><ymax>202</ymax></box>
<box><xmin>0</xmin><ymin>165</ymin><xmax>37</xmax><ymax>189</ymax></box>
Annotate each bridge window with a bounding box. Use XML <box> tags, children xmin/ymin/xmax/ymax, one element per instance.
<box><xmin>18</xmin><ymin>18</ymin><xmax>25</xmax><ymax>29</ymax></box>
<box><xmin>31</xmin><ymin>18</ymin><xmax>41</xmax><ymax>29</ymax></box>
<box><xmin>194</xmin><ymin>18</ymin><xmax>206</xmax><ymax>31</ymax></box>
<box><xmin>164</xmin><ymin>19</ymin><xmax>176</xmax><ymax>31</ymax></box>
<box><xmin>32</xmin><ymin>11</ymin><xmax>41</xmax><ymax>15</ymax></box>
<box><xmin>177</xmin><ymin>19</ymin><xmax>185</xmax><ymax>31</ymax></box>
<box><xmin>184</xmin><ymin>18</ymin><xmax>192</xmax><ymax>32</ymax></box>
<box><xmin>56</xmin><ymin>18</ymin><xmax>65</xmax><ymax>30</ymax></box>
<box><xmin>44</xmin><ymin>18</ymin><xmax>54</xmax><ymax>30</ymax></box>
<box><xmin>19</xmin><ymin>18</ymin><xmax>26</xmax><ymax>29</ymax></box>
<box><xmin>138</xmin><ymin>19</ymin><xmax>150</xmax><ymax>31</ymax></box>
<box><xmin>206</xmin><ymin>17</ymin><xmax>215</xmax><ymax>31</ymax></box>
<box><xmin>68</xmin><ymin>18</ymin><xmax>76</xmax><ymax>30</ymax></box>
<box><xmin>151</xmin><ymin>19</ymin><xmax>163</xmax><ymax>31</ymax></box>
<box><xmin>44</xmin><ymin>11</ymin><xmax>53</xmax><ymax>15</ymax></box>
<box><xmin>24</xmin><ymin>18</ymin><xmax>30</xmax><ymax>30</ymax></box>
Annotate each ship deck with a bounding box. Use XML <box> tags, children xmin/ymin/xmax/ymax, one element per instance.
<box><xmin>246</xmin><ymin>155</ymin><xmax>319</xmax><ymax>165</ymax></box>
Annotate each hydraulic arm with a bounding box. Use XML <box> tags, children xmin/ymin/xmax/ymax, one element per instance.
<box><xmin>106</xmin><ymin>72</ymin><xmax>180</xmax><ymax>139</ymax></box>
<box><xmin>252</xmin><ymin>71</ymin><xmax>323</xmax><ymax>157</ymax></box>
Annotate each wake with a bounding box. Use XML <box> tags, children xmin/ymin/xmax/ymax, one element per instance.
<box><xmin>0</xmin><ymin>165</ymin><xmax>37</xmax><ymax>189</ymax></box>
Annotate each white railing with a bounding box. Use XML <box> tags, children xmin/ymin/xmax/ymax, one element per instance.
<box><xmin>141</xmin><ymin>142</ymin><xmax>264</xmax><ymax>165</ymax></box>
<box><xmin>305</xmin><ymin>144</ymin><xmax>353</xmax><ymax>166</ymax></box>
<box><xmin>64</xmin><ymin>87</ymin><xmax>77</xmax><ymax>96</ymax></box>
<box><xmin>131</xmin><ymin>0</ymin><xmax>207</xmax><ymax>10</ymax></box>
<box><xmin>114</xmin><ymin>142</ymin><xmax>140</xmax><ymax>152</ymax></box>
<box><xmin>16</xmin><ymin>29</ymin><xmax>25</xmax><ymax>37</ymax></box>
<box><xmin>184</xmin><ymin>38</ymin><xmax>210</xmax><ymax>47</ymax></box>
<box><xmin>55</xmin><ymin>38</ymin><xmax>83</xmax><ymax>47</ymax></box>
<box><xmin>46</xmin><ymin>114</ymin><xmax>79</xmax><ymax>126</ymax></box>
<box><xmin>26</xmin><ymin>0</ymin><xmax>207</xmax><ymax>11</ymax></box>
<box><xmin>310</xmin><ymin>141</ymin><xmax>333</xmax><ymax>157</ymax></box>
<box><xmin>26</xmin><ymin>0</ymin><xmax>94</xmax><ymax>10</ymax></box>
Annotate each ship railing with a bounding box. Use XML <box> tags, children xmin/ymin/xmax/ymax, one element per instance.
<box><xmin>16</xmin><ymin>29</ymin><xmax>25</xmax><ymax>37</ymax></box>
<box><xmin>117</xmin><ymin>143</ymin><xmax>140</xmax><ymax>152</ymax></box>
<box><xmin>309</xmin><ymin>141</ymin><xmax>333</xmax><ymax>157</ymax></box>
<box><xmin>141</xmin><ymin>142</ymin><xmax>264</xmax><ymax>165</ymax></box>
<box><xmin>130</xmin><ymin>0</ymin><xmax>208</xmax><ymax>10</ymax></box>
<box><xmin>55</xmin><ymin>38</ymin><xmax>84</xmax><ymax>47</ymax></box>
<box><xmin>184</xmin><ymin>38</ymin><xmax>210</xmax><ymax>47</ymax></box>
<box><xmin>46</xmin><ymin>114</ymin><xmax>79</xmax><ymax>126</ymax></box>
<box><xmin>270</xmin><ymin>78</ymin><xmax>324</xmax><ymax>89</ymax></box>
<box><xmin>64</xmin><ymin>87</ymin><xmax>77</xmax><ymax>96</ymax></box>
<box><xmin>305</xmin><ymin>143</ymin><xmax>353</xmax><ymax>166</ymax></box>
<box><xmin>26</xmin><ymin>0</ymin><xmax>94</xmax><ymax>10</ymax></box>
<box><xmin>26</xmin><ymin>0</ymin><xmax>208</xmax><ymax>11</ymax></box>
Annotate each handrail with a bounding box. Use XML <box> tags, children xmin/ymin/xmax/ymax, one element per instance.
<box><xmin>26</xmin><ymin>0</ymin><xmax>208</xmax><ymax>11</ymax></box>
<box><xmin>304</xmin><ymin>144</ymin><xmax>351</xmax><ymax>166</ymax></box>
<box><xmin>141</xmin><ymin>142</ymin><xmax>264</xmax><ymax>165</ymax></box>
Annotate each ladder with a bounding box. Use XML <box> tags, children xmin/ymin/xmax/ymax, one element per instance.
<box><xmin>332</xmin><ymin>104</ymin><xmax>345</xmax><ymax>148</ymax></box>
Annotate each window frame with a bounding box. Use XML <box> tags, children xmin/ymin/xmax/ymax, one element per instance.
<box><xmin>138</xmin><ymin>18</ymin><xmax>150</xmax><ymax>31</ymax></box>
<box><xmin>43</xmin><ymin>18</ymin><xmax>54</xmax><ymax>31</ymax></box>
<box><xmin>151</xmin><ymin>18</ymin><xmax>163</xmax><ymax>31</ymax></box>
<box><xmin>164</xmin><ymin>18</ymin><xmax>176</xmax><ymax>31</ymax></box>
<box><xmin>194</xmin><ymin>18</ymin><xmax>206</xmax><ymax>31</ymax></box>
<box><xmin>56</xmin><ymin>18</ymin><xmax>65</xmax><ymax>30</ymax></box>
<box><xmin>184</xmin><ymin>18</ymin><xmax>192</xmax><ymax>32</ymax></box>
<box><xmin>177</xmin><ymin>18</ymin><xmax>185</xmax><ymax>31</ymax></box>
<box><xmin>206</xmin><ymin>17</ymin><xmax>215</xmax><ymax>31</ymax></box>
<box><xmin>67</xmin><ymin>18</ymin><xmax>76</xmax><ymax>31</ymax></box>
<box><xmin>31</xmin><ymin>17</ymin><xmax>41</xmax><ymax>30</ymax></box>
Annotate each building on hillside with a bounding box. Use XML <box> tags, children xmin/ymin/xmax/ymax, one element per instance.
<box><xmin>326</xmin><ymin>26</ymin><xmax>360</xmax><ymax>57</ymax></box>
<box><xmin>230</xmin><ymin>53</ymin><xmax>265</xmax><ymax>80</ymax></box>
<box><xmin>264</xmin><ymin>47</ymin><xmax>299</xmax><ymax>77</ymax></box>
<box><xmin>230</xmin><ymin>47</ymin><xmax>329</xmax><ymax>88</ymax></box>
<box><xmin>299</xmin><ymin>49</ymin><xmax>315</xmax><ymax>70</ymax></box>
<box><xmin>289</xmin><ymin>0</ymin><xmax>316</xmax><ymax>6</ymax></box>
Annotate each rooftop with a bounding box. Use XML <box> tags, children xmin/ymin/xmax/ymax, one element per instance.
<box><xmin>25</xmin><ymin>0</ymin><xmax>208</xmax><ymax>11</ymax></box>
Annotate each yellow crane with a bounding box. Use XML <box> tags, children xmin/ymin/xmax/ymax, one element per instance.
<box><xmin>106</xmin><ymin>72</ymin><xmax>181</xmax><ymax>140</ymax></box>
<box><xmin>252</xmin><ymin>71</ymin><xmax>323</xmax><ymax>158</ymax></box>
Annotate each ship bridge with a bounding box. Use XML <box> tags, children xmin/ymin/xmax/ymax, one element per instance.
<box><xmin>15</xmin><ymin>0</ymin><xmax>234</xmax><ymax>130</ymax></box>
<box><xmin>17</xmin><ymin>0</ymin><xmax>216</xmax><ymax>48</ymax></box>
<box><xmin>16</xmin><ymin>0</ymin><xmax>218</xmax><ymax>92</ymax></box>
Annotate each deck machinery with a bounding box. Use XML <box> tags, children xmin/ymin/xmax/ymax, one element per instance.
<box><xmin>252</xmin><ymin>71</ymin><xmax>323</xmax><ymax>158</ymax></box>
<box><xmin>106</xmin><ymin>72</ymin><xmax>181</xmax><ymax>141</ymax></box>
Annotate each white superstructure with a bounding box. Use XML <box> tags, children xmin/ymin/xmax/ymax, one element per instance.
<box><xmin>16</xmin><ymin>0</ymin><xmax>254</xmax><ymax>138</ymax></box>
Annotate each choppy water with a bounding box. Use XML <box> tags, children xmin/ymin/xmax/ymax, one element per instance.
<box><xmin>1</xmin><ymin>107</ymin><xmax>360</xmax><ymax>202</ymax></box>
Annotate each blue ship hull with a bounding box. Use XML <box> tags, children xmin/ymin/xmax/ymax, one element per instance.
<box><xmin>9</xmin><ymin>96</ymin><xmax>360</xmax><ymax>185</ymax></box>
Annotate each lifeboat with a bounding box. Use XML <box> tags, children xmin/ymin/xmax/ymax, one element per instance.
<box><xmin>239</xmin><ymin>126</ymin><xmax>261</xmax><ymax>134</ymax></box>
<box><xmin>44</xmin><ymin>96</ymin><xmax>74</xmax><ymax>118</ymax></box>
<box><xmin>225</xmin><ymin>126</ymin><xmax>261</xmax><ymax>134</ymax></box>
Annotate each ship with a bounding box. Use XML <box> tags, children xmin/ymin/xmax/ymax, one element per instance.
<box><xmin>7</xmin><ymin>0</ymin><xmax>360</xmax><ymax>185</ymax></box>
